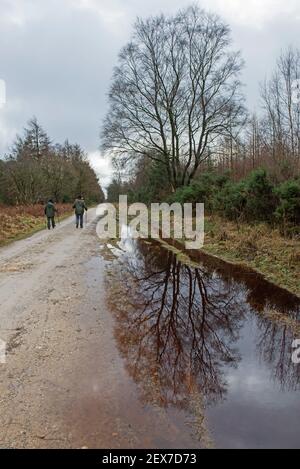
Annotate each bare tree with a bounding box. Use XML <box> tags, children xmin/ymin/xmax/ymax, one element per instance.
<box><xmin>102</xmin><ymin>6</ymin><xmax>245</xmax><ymax>190</ymax></box>
<box><xmin>13</xmin><ymin>117</ymin><xmax>51</xmax><ymax>161</ymax></box>
<box><xmin>260</xmin><ymin>47</ymin><xmax>300</xmax><ymax>171</ymax></box>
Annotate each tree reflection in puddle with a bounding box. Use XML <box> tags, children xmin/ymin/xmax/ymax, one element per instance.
<box><xmin>104</xmin><ymin>235</ymin><xmax>300</xmax><ymax>447</ymax></box>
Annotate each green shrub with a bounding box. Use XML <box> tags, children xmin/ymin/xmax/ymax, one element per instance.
<box><xmin>170</xmin><ymin>172</ymin><xmax>229</xmax><ymax>212</ymax></box>
<box><xmin>214</xmin><ymin>169</ymin><xmax>276</xmax><ymax>223</ymax></box>
<box><xmin>243</xmin><ymin>169</ymin><xmax>276</xmax><ymax>222</ymax></box>
<box><xmin>213</xmin><ymin>180</ymin><xmax>247</xmax><ymax>221</ymax></box>
<box><xmin>166</xmin><ymin>169</ymin><xmax>299</xmax><ymax>235</ymax></box>
<box><xmin>275</xmin><ymin>179</ymin><xmax>300</xmax><ymax>229</ymax></box>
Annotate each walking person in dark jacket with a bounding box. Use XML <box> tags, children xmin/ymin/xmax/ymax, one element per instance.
<box><xmin>73</xmin><ymin>195</ymin><xmax>88</xmax><ymax>229</ymax></box>
<box><xmin>44</xmin><ymin>199</ymin><xmax>58</xmax><ymax>230</ymax></box>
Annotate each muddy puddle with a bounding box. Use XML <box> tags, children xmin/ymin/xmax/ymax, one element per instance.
<box><xmin>100</xmin><ymin>228</ymin><xmax>300</xmax><ymax>449</ymax></box>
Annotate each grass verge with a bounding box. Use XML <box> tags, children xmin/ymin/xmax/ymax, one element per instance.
<box><xmin>0</xmin><ymin>204</ymin><xmax>73</xmax><ymax>247</ymax></box>
<box><xmin>200</xmin><ymin>216</ymin><xmax>300</xmax><ymax>297</ymax></box>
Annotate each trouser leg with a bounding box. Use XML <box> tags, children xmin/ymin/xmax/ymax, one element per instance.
<box><xmin>47</xmin><ymin>218</ymin><xmax>51</xmax><ymax>230</ymax></box>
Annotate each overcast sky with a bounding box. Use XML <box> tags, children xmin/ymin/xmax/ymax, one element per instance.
<box><xmin>1</xmin><ymin>0</ymin><xmax>300</xmax><ymax>188</ymax></box>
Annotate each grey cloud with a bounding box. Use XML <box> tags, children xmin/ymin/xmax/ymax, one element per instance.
<box><xmin>1</xmin><ymin>0</ymin><xmax>300</xmax><ymax>187</ymax></box>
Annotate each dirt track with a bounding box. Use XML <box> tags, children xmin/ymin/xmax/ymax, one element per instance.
<box><xmin>0</xmin><ymin>209</ymin><xmax>196</xmax><ymax>449</ymax></box>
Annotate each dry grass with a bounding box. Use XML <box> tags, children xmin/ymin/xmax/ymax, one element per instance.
<box><xmin>203</xmin><ymin>216</ymin><xmax>300</xmax><ymax>296</ymax></box>
<box><xmin>0</xmin><ymin>204</ymin><xmax>73</xmax><ymax>246</ymax></box>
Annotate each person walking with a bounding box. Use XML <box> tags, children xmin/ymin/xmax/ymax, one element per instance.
<box><xmin>73</xmin><ymin>195</ymin><xmax>88</xmax><ymax>229</ymax></box>
<box><xmin>44</xmin><ymin>199</ymin><xmax>57</xmax><ymax>230</ymax></box>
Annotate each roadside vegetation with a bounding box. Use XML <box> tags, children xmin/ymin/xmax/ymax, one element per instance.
<box><xmin>0</xmin><ymin>118</ymin><xmax>104</xmax><ymax>245</ymax></box>
<box><xmin>203</xmin><ymin>215</ymin><xmax>300</xmax><ymax>296</ymax></box>
<box><xmin>108</xmin><ymin>169</ymin><xmax>300</xmax><ymax>295</ymax></box>
<box><xmin>0</xmin><ymin>203</ymin><xmax>73</xmax><ymax>246</ymax></box>
<box><xmin>166</xmin><ymin>169</ymin><xmax>300</xmax><ymax>295</ymax></box>
<box><xmin>104</xmin><ymin>5</ymin><xmax>300</xmax><ymax>296</ymax></box>
<box><xmin>0</xmin><ymin>117</ymin><xmax>104</xmax><ymax>206</ymax></box>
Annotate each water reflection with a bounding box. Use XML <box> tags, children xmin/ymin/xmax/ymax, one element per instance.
<box><xmin>105</xmin><ymin>236</ymin><xmax>300</xmax><ymax>446</ymax></box>
<box><xmin>256</xmin><ymin>315</ymin><xmax>300</xmax><ymax>390</ymax></box>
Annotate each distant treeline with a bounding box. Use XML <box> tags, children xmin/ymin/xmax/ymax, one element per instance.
<box><xmin>0</xmin><ymin>118</ymin><xmax>104</xmax><ymax>206</ymax></box>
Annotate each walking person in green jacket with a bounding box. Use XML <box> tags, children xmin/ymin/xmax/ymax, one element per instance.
<box><xmin>73</xmin><ymin>195</ymin><xmax>88</xmax><ymax>229</ymax></box>
<box><xmin>44</xmin><ymin>199</ymin><xmax>58</xmax><ymax>230</ymax></box>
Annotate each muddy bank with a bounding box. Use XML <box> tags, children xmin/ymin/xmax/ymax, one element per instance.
<box><xmin>201</xmin><ymin>216</ymin><xmax>300</xmax><ymax>297</ymax></box>
<box><xmin>164</xmin><ymin>236</ymin><xmax>300</xmax><ymax>310</ymax></box>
